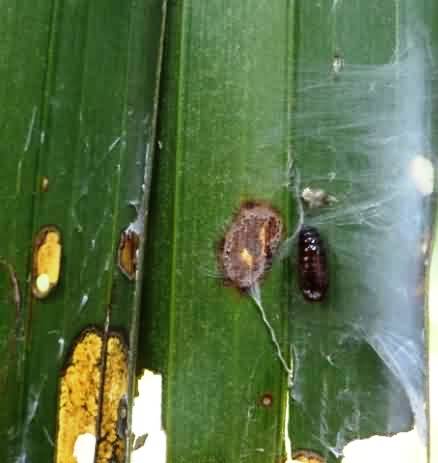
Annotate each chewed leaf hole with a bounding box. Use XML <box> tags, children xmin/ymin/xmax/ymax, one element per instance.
<box><xmin>131</xmin><ymin>370</ymin><xmax>166</xmax><ymax>463</ymax></box>
<box><xmin>219</xmin><ymin>201</ymin><xmax>284</xmax><ymax>290</ymax></box>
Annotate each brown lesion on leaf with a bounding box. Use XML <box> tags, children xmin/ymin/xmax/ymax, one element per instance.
<box><xmin>96</xmin><ymin>334</ymin><xmax>128</xmax><ymax>463</ymax></box>
<box><xmin>32</xmin><ymin>226</ymin><xmax>62</xmax><ymax>299</ymax></box>
<box><xmin>55</xmin><ymin>328</ymin><xmax>129</xmax><ymax>463</ymax></box>
<box><xmin>293</xmin><ymin>449</ymin><xmax>326</xmax><ymax>463</ymax></box>
<box><xmin>56</xmin><ymin>329</ymin><xmax>103</xmax><ymax>463</ymax></box>
<box><xmin>118</xmin><ymin>228</ymin><xmax>140</xmax><ymax>280</ymax></box>
<box><xmin>259</xmin><ymin>392</ymin><xmax>273</xmax><ymax>407</ymax></box>
<box><xmin>219</xmin><ymin>201</ymin><xmax>284</xmax><ymax>290</ymax></box>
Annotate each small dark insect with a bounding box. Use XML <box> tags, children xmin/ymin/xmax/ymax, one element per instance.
<box><xmin>298</xmin><ymin>226</ymin><xmax>328</xmax><ymax>302</ymax></box>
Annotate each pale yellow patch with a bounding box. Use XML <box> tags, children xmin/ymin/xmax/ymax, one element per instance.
<box><xmin>33</xmin><ymin>227</ymin><xmax>61</xmax><ymax>298</ymax></box>
<box><xmin>239</xmin><ymin>248</ymin><xmax>254</xmax><ymax>268</ymax></box>
<box><xmin>259</xmin><ymin>225</ymin><xmax>267</xmax><ymax>250</ymax></box>
<box><xmin>38</xmin><ymin>231</ymin><xmax>61</xmax><ymax>283</ymax></box>
<box><xmin>41</xmin><ymin>176</ymin><xmax>49</xmax><ymax>192</ymax></box>
<box><xmin>35</xmin><ymin>273</ymin><xmax>50</xmax><ymax>296</ymax></box>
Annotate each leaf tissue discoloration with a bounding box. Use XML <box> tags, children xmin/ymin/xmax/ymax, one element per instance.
<box><xmin>56</xmin><ymin>329</ymin><xmax>103</xmax><ymax>463</ymax></box>
<box><xmin>118</xmin><ymin>228</ymin><xmax>140</xmax><ymax>280</ymax></box>
<box><xmin>55</xmin><ymin>328</ymin><xmax>128</xmax><ymax>463</ymax></box>
<box><xmin>293</xmin><ymin>449</ymin><xmax>326</xmax><ymax>463</ymax></box>
<box><xmin>32</xmin><ymin>226</ymin><xmax>62</xmax><ymax>299</ymax></box>
<box><xmin>96</xmin><ymin>334</ymin><xmax>128</xmax><ymax>463</ymax></box>
<box><xmin>219</xmin><ymin>201</ymin><xmax>283</xmax><ymax>290</ymax></box>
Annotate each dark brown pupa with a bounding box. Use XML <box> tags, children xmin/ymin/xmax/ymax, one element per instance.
<box><xmin>298</xmin><ymin>226</ymin><xmax>328</xmax><ymax>302</ymax></box>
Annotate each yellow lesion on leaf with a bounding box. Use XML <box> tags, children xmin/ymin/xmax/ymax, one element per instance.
<box><xmin>56</xmin><ymin>330</ymin><xmax>102</xmax><ymax>463</ymax></box>
<box><xmin>55</xmin><ymin>330</ymin><xmax>128</xmax><ymax>463</ymax></box>
<box><xmin>240</xmin><ymin>248</ymin><xmax>254</xmax><ymax>268</ymax></box>
<box><xmin>259</xmin><ymin>224</ymin><xmax>267</xmax><ymax>251</ymax></box>
<box><xmin>96</xmin><ymin>335</ymin><xmax>128</xmax><ymax>463</ymax></box>
<box><xmin>293</xmin><ymin>450</ymin><xmax>326</xmax><ymax>463</ymax></box>
<box><xmin>33</xmin><ymin>227</ymin><xmax>62</xmax><ymax>298</ymax></box>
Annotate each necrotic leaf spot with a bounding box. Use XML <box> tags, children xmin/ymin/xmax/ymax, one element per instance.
<box><xmin>219</xmin><ymin>201</ymin><xmax>283</xmax><ymax>290</ymax></box>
